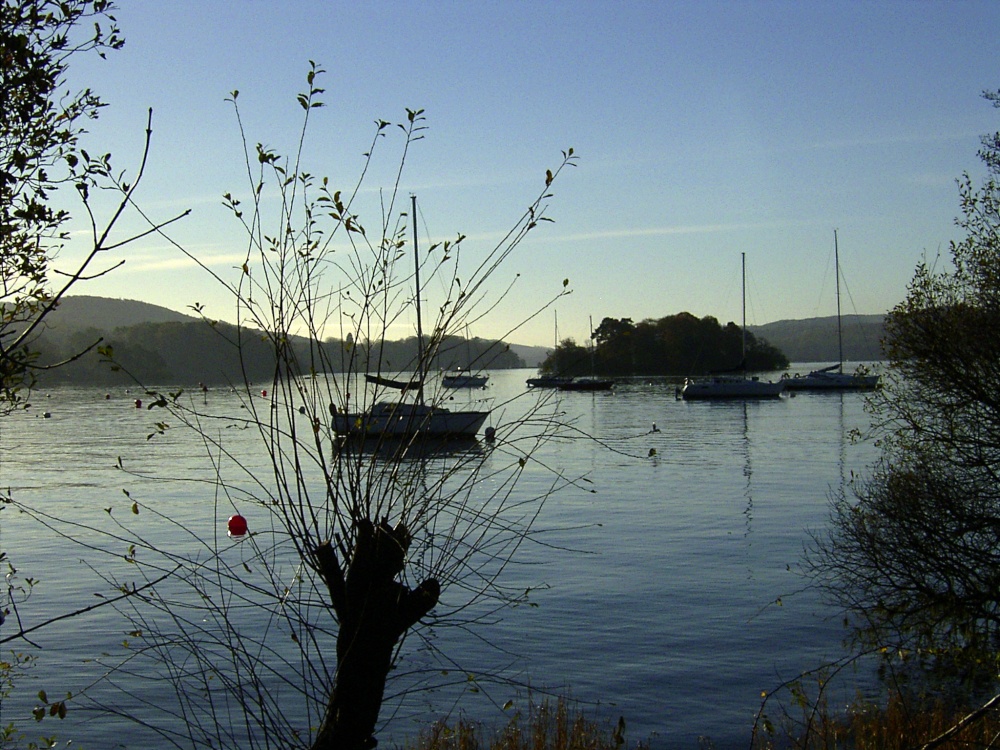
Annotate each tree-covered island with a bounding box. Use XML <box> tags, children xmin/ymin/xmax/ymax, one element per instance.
<box><xmin>539</xmin><ymin>313</ymin><xmax>789</xmax><ymax>378</ymax></box>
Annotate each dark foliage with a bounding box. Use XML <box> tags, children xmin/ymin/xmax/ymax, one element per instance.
<box><xmin>807</xmin><ymin>90</ymin><xmax>1000</xmax><ymax>679</ymax></box>
<box><xmin>0</xmin><ymin>0</ymin><xmax>123</xmax><ymax>408</ymax></box>
<box><xmin>538</xmin><ymin>313</ymin><xmax>788</xmax><ymax>377</ymax></box>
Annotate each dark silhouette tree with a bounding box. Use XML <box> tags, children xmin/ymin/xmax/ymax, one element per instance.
<box><xmin>0</xmin><ymin>0</ymin><xmax>188</xmax><ymax>412</ymax></box>
<box><xmin>808</xmin><ymin>88</ymin><xmax>1000</xmax><ymax>680</ymax></box>
<box><xmin>538</xmin><ymin>337</ymin><xmax>591</xmax><ymax>377</ymax></box>
<box><xmin>539</xmin><ymin>312</ymin><xmax>787</xmax><ymax>376</ymax></box>
<box><xmin>593</xmin><ymin>317</ymin><xmax>635</xmax><ymax>375</ymax></box>
<box><xmin>12</xmin><ymin>71</ymin><xmax>580</xmax><ymax>749</ymax></box>
<box><xmin>1</xmin><ymin>0</ymin><xmax>120</xmax><ymax>409</ymax></box>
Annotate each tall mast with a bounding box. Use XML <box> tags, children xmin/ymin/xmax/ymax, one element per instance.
<box><xmin>834</xmin><ymin>229</ymin><xmax>843</xmax><ymax>372</ymax></box>
<box><xmin>589</xmin><ymin>314</ymin><xmax>595</xmax><ymax>375</ymax></box>
<box><xmin>412</xmin><ymin>194</ymin><xmax>425</xmax><ymax>404</ymax></box>
<box><xmin>741</xmin><ymin>252</ymin><xmax>747</xmax><ymax>369</ymax></box>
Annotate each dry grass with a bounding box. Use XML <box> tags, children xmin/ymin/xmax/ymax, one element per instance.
<box><xmin>753</xmin><ymin>691</ymin><xmax>1000</xmax><ymax>750</ymax></box>
<box><xmin>845</xmin><ymin>693</ymin><xmax>1000</xmax><ymax>750</ymax></box>
<box><xmin>404</xmin><ymin>698</ymin><xmax>647</xmax><ymax>750</ymax></box>
<box><xmin>405</xmin><ymin>692</ymin><xmax>1000</xmax><ymax>750</ymax></box>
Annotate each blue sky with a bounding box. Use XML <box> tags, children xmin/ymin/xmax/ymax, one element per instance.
<box><xmin>61</xmin><ymin>0</ymin><xmax>1000</xmax><ymax>347</ymax></box>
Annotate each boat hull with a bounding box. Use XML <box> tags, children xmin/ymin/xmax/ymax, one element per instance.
<box><xmin>526</xmin><ymin>376</ymin><xmax>574</xmax><ymax>388</ymax></box>
<box><xmin>333</xmin><ymin>401</ymin><xmax>489</xmax><ymax>438</ymax></box>
<box><xmin>442</xmin><ymin>373</ymin><xmax>489</xmax><ymax>388</ymax></box>
<box><xmin>681</xmin><ymin>376</ymin><xmax>784</xmax><ymax>400</ymax></box>
<box><xmin>365</xmin><ymin>373</ymin><xmax>422</xmax><ymax>390</ymax></box>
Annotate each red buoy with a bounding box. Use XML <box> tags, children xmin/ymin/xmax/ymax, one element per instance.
<box><xmin>228</xmin><ymin>514</ymin><xmax>248</xmax><ymax>537</ymax></box>
<box><xmin>134</xmin><ymin>399</ymin><xmax>142</xmax><ymax>409</ymax></box>
<box><xmin>261</xmin><ymin>389</ymin><xmax>268</xmax><ymax>398</ymax></box>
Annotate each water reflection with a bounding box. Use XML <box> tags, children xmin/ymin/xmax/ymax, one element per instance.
<box><xmin>333</xmin><ymin>434</ymin><xmax>487</xmax><ymax>462</ymax></box>
<box><xmin>1</xmin><ymin>373</ymin><xmax>881</xmax><ymax>748</ymax></box>
<box><xmin>742</xmin><ymin>400</ymin><xmax>754</xmax><ymax>560</ymax></box>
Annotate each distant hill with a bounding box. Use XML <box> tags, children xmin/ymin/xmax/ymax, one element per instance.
<box><xmin>29</xmin><ymin>297</ymin><xmax>525</xmax><ymax>386</ymax></box>
<box><xmin>43</xmin><ymin>297</ymin><xmax>887</xmax><ymax>368</ymax></box>
<box><xmin>49</xmin><ymin>297</ymin><xmax>553</xmax><ymax>366</ymax></box>
<box><xmin>750</xmin><ymin>314</ymin><xmax>886</xmax><ymax>363</ymax></box>
<box><xmin>510</xmin><ymin>344</ymin><xmax>551</xmax><ymax>369</ymax></box>
<box><xmin>43</xmin><ymin>296</ymin><xmax>196</xmax><ymax>341</ymax></box>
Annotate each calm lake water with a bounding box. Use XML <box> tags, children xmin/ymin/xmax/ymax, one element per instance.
<box><xmin>0</xmin><ymin>368</ymin><xmax>879</xmax><ymax>748</ymax></box>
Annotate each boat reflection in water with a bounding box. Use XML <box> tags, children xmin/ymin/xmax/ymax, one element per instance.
<box><xmin>558</xmin><ymin>377</ymin><xmax>614</xmax><ymax>392</ymax></box>
<box><xmin>332</xmin><ymin>425</ymin><xmax>489</xmax><ymax>462</ymax></box>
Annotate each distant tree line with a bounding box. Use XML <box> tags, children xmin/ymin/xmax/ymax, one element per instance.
<box><xmin>538</xmin><ymin>314</ymin><xmax>789</xmax><ymax>377</ymax></box>
<box><xmin>29</xmin><ymin>320</ymin><xmax>524</xmax><ymax>387</ymax></box>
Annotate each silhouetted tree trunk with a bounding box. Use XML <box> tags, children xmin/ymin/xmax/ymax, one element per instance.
<box><xmin>313</xmin><ymin>520</ymin><xmax>440</xmax><ymax>750</ymax></box>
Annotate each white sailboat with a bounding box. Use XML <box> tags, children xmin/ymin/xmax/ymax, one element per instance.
<box><xmin>681</xmin><ymin>254</ymin><xmax>785</xmax><ymax>400</ymax></box>
<box><xmin>332</xmin><ymin>196</ymin><xmax>491</xmax><ymax>438</ymax></box>
<box><xmin>783</xmin><ymin>231</ymin><xmax>879</xmax><ymax>392</ymax></box>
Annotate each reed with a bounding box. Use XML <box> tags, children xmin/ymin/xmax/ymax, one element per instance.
<box><xmin>406</xmin><ymin>692</ymin><xmax>1000</xmax><ymax>750</ymax></box>
<box><xmin>754</xmin><ymin>691</ymin><xmax>1000</xmax><ymax>749</ymax></box>
<box><xmin>404</xmin><ymin>698</ymin><xmax>647</xmax><ymax>750</ymax></box>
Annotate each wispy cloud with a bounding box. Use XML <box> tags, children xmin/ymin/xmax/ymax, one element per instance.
<box><xmin>117</xmin><ymin>250</ymin><xmax>249</xmax><ymax>273</ymax></box>
<box><xmin>530</xmin><ymin>219</ymin><xmax>814</xmax><ymax>244</ymax></box>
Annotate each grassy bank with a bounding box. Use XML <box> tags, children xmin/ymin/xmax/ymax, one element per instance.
<box><xmin>753</xmin><ymin>690</ymin><xmax>1000</xmax><ymax>750</ymax></box>
<box><xmin>403</xmin><ymin>692</ymin><xmax>1000</xmax><ymax>750</ymax></box>
<box><xmin>404</xmin><ymin>698</ymin><xmax>647</xmax><ymax>750</ymax></box>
